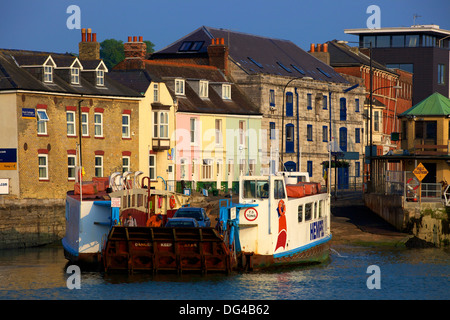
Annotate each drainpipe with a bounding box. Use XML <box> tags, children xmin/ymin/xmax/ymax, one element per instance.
<box><xmin>295</xmin><ymin>88</ymin><xmax>300</xmax><ymax>171</ymax></box>
<box><xmin>78</xmin><ymin>99</ymin><xmax>84</xmax><ymax>166</ymax></box>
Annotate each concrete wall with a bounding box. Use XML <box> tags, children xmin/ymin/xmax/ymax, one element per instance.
<box><xmin>0</xmin><ymin>198</ymin><xmax>65</xmax><ymax>249</ymax></box>
<box><xmin>364</xmin><ymin>193</ymin><xmax>407</xmax><ymax>230</ymax></box>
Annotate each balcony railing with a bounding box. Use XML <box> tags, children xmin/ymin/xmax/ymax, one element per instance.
<box><xmin>414</xmin><ymin>144</ymin><xmax>449</xmax><ymax>156</ymax></box>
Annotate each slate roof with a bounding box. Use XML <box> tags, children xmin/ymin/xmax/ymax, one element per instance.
<box><xmin>399</xmin><ymin>92</ymin><xmax>450</xmax><ymax>117</ymax></box>
<box><xmin>108</xmin><ymin>69</ymin><xmax>159</xmax><ymax>95</ymax></box>
<box><xmin>0</xmin><ymin>49</ymin><xmax>142</xmax><ymax>98</ymax></box>
<box><xmin>153</xmin><ymin>26</ymin><xmax>348</xmax><ymax>83</ymax></box>
<box><xmin>141</xmin><ymin>60</ymin><xmax>261</xmax><ymax>116</ymax></box>
<box><xmin>327</xmin><ymin>40</ymin><xmax>397</xmax><ymax>75</ymax></box>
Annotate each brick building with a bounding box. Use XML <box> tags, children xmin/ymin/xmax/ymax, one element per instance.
<box><xmin>0</xmin><ymin>29</ymin><xmax>142</xmax><ymax>200</ymax></box>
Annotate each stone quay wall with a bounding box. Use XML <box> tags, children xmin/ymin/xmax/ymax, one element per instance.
<box><xmin>0</xmin><ymin>198</ymin><xmax>65</xmax><ymax>249</ymax></box>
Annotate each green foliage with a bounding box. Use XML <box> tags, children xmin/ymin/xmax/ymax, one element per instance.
<box><xmin>100</xmin><ymin>39</ymin><xmax>124</xmax><ymax>70</ymax></box>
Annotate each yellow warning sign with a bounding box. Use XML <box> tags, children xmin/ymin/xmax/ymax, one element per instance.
<box><xmin>413</xmin><ymin>163</ymin><xmax>428</xmax><ymax>182</ymax></box>
<box><xmin>0</xmin><ymin>163</ymin><xmax>17</xmax><ymax>170</ymax></box>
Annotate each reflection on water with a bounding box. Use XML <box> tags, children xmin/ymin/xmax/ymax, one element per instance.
<box><xmin>0</xmin><ymin>244</ymin><xmax>448</xmax><ymax>300</ymax></box>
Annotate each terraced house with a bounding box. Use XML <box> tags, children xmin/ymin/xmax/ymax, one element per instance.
<box><xmin>0</xmin><ymin>29</ymin><xmax>142</xmax><ymax>200</ymax></box>
<box><xmin>150</xmin><ymin>26</ymin><xmax>366</xmax><ymax>188</ymax></box>
<box><xmin>114</xmin><ymin>37</ymin><xmax>262</xmax><ymax>193</ymax></box>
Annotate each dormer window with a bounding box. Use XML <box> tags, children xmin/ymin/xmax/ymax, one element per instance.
<box><xmin>44</xmin><ymin>65</ymin><xmax>53</xmax><ymax>83</ymax></box>
<box><xmin>71</xmin><ymin>68</ymin><xmax>80</xmax><ymax>84</ymax></box>
<box><xmin>175</xmin><ymin>79</ymin><xmax>185</xmax><ymax>95</ymax></box>
<box><xmin>199</xmin><ymin>80</ymin><xmax>208</xmax><ymax>98</ymax></box>
<box><xmin>96</xmin><ymin>70</ymin><xmax>104</xmax><ymax>86</ymax></box>
<box><xmin>222</xmin><ymin>84</ymin><xmax>231</xmax><ymax>100</ymax></box>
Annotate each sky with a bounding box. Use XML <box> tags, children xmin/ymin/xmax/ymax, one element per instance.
<box><xmin>1</xmin><ymin>0</ymin><xmax>449</xmax><ymax>54</ymax></box>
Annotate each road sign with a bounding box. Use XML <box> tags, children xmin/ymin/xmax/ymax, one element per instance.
<box><xmin>413</xmin><ymin>163</ymin><xmax>428</xmax><ymax>182</ymax></box>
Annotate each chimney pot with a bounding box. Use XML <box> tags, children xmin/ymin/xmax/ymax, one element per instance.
<box><xmin>310</xmin><ymin>43</ymin><xmax>315</xmax><ymax>52</ymax></box>
<box><xmin>81</xmin><ymin>28</ymin><xmax>86</xmax><ymax>42</ymax></box>
<box><xmin>133</xmin><ymin>36</ymin><xmax>137</xmax><ymax>42</ymax></box>
<box><xmin>139</xmin><ymin>36</ymin><xmax>143</xmax><ymax>42</ymax></box>
<box><xmin>317</xmin><ymin>43</ymin><xmax>322</xmax><ymax>52</ymax></box>
<box><xmin>128</xmin><ymin>36</ymin><xmax>132</xmax><ymax>42</ymax></box>
<box><xmin>220</xmin><ymin>38</ymin><xmax>224</xmax><ymax>45</ymax></box>
<box><xmin>323</xmin><ymin>43</ymin><xmax>328</xmax><ymax>53</ymax></box>
<box><xmin>87</xmin><ymin>28</ymin><xmax>92</xmax><ymax>42</ymax></box>
<box><xmin>92</xmin><ymin>33</ymin><xmax>97</xmax><ymax>42</ymax></box>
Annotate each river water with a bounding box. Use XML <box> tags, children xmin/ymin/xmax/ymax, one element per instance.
<box><xmin>0</xmin><ymin>244</ymin><xmax>448</xmax><ymax>301</ymax></box>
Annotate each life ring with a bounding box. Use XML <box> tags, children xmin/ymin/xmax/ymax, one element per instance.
<box><xmin>277</xmin><ymin>199</ymin><xmax>286</xmax><ymax>217</ymax></box>
<box><xmin>169</xmin><ymin>195</ymin><xmax>176</xmax><ymax>209</ymax></box>
<box><xmin>407</xmin><ymin>177</ymin><xmax>420</xmax><ymax>190</ymax></box>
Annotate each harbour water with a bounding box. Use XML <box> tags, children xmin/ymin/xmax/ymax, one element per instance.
<box><xmin>0</xmin><ymin>243</ymin><xmax>448</xmax><ymax>300</ymax></box>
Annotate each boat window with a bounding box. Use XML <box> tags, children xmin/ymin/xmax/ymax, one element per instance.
<box><xmin>318</xmin><ymin>200</ymin><xmax>323</xmax><ymax>218</ymax></box>
<box><xmin>274</xmin><ymin>180</ymin><xmax>285</xmax><ymax>199</ymax></box>
<box><xmin>305</xmin><ymin>203</ymin><xmax>312</xmax><ymax>221</ymax></box>
<box><xmin>243</xmin><ymin>180</ymin><xmax>269</xmax><ymax>199</ymax></box>
<box><xmin>298</xmin><ymin>205</ymin><xmax>303</xmax><ymax>222</ymax></box>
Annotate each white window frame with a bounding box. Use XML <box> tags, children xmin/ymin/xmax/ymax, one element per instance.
<box><xmin>43</xmin><ymin>65</ymin><xmax>53</xmax><ymax>83</ymax></box>
<box><xmin>149</xmin><ymin>154</ymin><xmax>156</xmax><ymax>180</ymax></box>
<box><xmin>122</xmin><ymin>114</ymin><xmax>130</xmax><ymax>138</ymax></box>
<box><xmin>202</xmin><ymin>159</ymin><xmax>213</xmax><ymax>180</ymax></box>
<box><xmin>190</xmin><ymin>118</ymin><xmax>197</xmax><ymax>144</ymax></box>
<box><xmin>122</xmin><ymin>156</ymin><xmax>130</xmax><ymax>173</ymax></box>
<box><xmin>153</xmin><ymin>111</ymin><xmax>169</xmax><ymax>139</ymax></box>
<box><xmin>180</xmin><ymin>158</ymin><xmax>186</xmax><ymax>180</ymax></box>
<box><xmin>38</xmin><ymin>154</ymin><xmax>48</xmax><ymax>180</ymax></box>
<box><xmin>215</xmin><ymin>119</ymin><xmax>222</xmax><ymax>146</ymax></box>
<box><xmin>94</xmin><ymin>155</ymin><xmax>103</xmax><ymax>177</ymax></box>
<box><xmin>71</xmin><ymin>67</ymin><xmax>80</xmax><ymax>84</ymax></box>
<box><xmin>94</xmin><ymin>113</ymin><xmax>103</xmax><ymax>137</ymax></box>
<box><xmin>222</xmin><ymin>84</ymin><xmax>231</xmax><ymax>100</ymax></box>
<box><xmin>68</xmin><ymin>155</ymin><xmax>76</xmax><ymax>180</ymax></box>
<box><xmin>239</xmin><ymin>120</ymin><xmax>246</xmax><ymax>146</ymax></box>
<box><xmin>153</xmin><ymin>83</ymin><xmax>159</xmax><ymax>102</ymax></box>
<box><xmin>37</xmin><ymin>109</ymin><xmax>49</xmax><ymax>135</ymax></box>
<box><xmin>66</xmin><ymin>111</ymin><xmax>76</xmax><ymax>136</ymax></box>
<box><xmin>175</xmin><ymin>79</ymin><xmax>185</xmax><ymax>95</ymax></box>
<box><xmin>81</xmin><ymin>112</ymin><xmax>89</xmax><ymax>137</ymax></box>
<box><xmin>199</xmin><ymin>80</ymin><xmax>208</xmax><ymax>98</ymax></box>
<box><xmin>96</xmin><ymin>70</ymin><xmax>104</xmax><ymax>86</ymax></box>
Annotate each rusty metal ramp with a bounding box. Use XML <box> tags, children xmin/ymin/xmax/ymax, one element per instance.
<box><xmin>103</xmin><ymin>226</ymin><xmax>231</xmax><ymax>274</ymax></box>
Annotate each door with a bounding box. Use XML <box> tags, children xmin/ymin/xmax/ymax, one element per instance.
<box><xmin>216</xmin><ymin>159</ymin><xmax>222</xmax><ymax>190</ymax></box>
<box><xmin>167</xmin><ymin>164</ymin><xmax>174</xmax><ymax>191</ymax></box>
<box><xmin>227</xmin><ymin>159</ymin><xmax>233</xmax><ymax>190</ymax></box>
<box><xmin>338</xmin><ymin>167</ymin><xmax>349</xmax><ymax>190</ymax></box>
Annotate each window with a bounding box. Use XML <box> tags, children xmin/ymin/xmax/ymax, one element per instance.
<box><xmin>277</xmin><ymin>62</ymin><xmax>292</xmax><ymax>73</ymax></box>
<box><xmin>355</xmin><ymin>128</ymin><xmax>361</xmax><ymax>143</ymax></box>
<box><xmin>274</xmin><ymin>180</ymin><xmax>285</xmax><ymax>199</ymax></box>
<box><xmin>362</xmin><ymin>35</ymin><xmax>375</xmax><ymax>48</ymax></box>
<box><xmin>405</xmin><ymin>35</ymin><xmax>419</xmax><ymax>47</ymax></box>
<box><xmin>249</xmin><ymin>159</ymin><xmax>256</xmax><ymax>175</ymax></box>
<box><xmin>94</xmin><ymin>113</ymin><xmax>103</xmax><ymax>137</ymax></box>
<box><xmin>43</xmin><ymin>66</ymin><xmax>53</xmax><ymax>83</ymax></box>
<box><xmin>66</xmin><ymin>111</ymin><xmax>76</xmax><ymax>136</ymax></box>
<box><xmin>298</xmin><ymin>204</ymin><xmax>304</xmax><ymax>222</ymax></box>
<box><xmin>438</xmin><ymin>64</ymin><xmax>445</xmax><ymax>85</ymax></box>
<box><xmin>322</xmin><ymin>126</ymin><xmax>328</xmax><ymax>142</ymax></box>
<box><xmin>286</xmin><ymin>92</ymin><xmax>293</xmax><ymax>117</ymax></box>
<box><xmin>215</xmin><ymin>119</ymin><xmax>222</xmax><ymax>146</ymax></box>
<box><xmin>122</xmin><ymin>114</ymin><xmax>130</xmax><ymax>138</ymax></box>
<box><xmin>386</xmin><ymin>63</ymin><xmax>414</xmax><ymax>74</ymax></box>
<box><xmin>239</xmin><ymin>159</ymin><xmax>246</xmax><ymax>175</ymax></box>
<box><xmin>202</xmin><ymin>159</ymin><xmax>213</xmax><ymax>180</ymax></box>
<box><xmin>392</xmin><ymin>35</ymin><xmax>405</xmax><ymax>48</ymax></box>
<box><xmin>190</xmin><ymin>118</ymin><xmax>196</xmax><ymax>144</ymax></box>
<box><xmin>376</xmin><ymin>35</ymin><xmax>390</xmax><ymax>48</ymax></box>
<box><xmin>355</xmin><ymin>99</ymin><xmax>360</xmax><ymax>112</ymax></box>
<box><xmin>179</xmin><ymin>41</ymin><xmax>204</xmax><ymax>52</ymax></box>
<box><xmin>37</xmin><ymin>109</ymin><xmax>49</xmax><ymax>135</ymax></box>
<box><xmin>305</xmin><ymin>203</ymin><xmax>312</xmax><ymax>221</ymax></box>
<box><xmin>71</xmin><ymin>68</ymin><xmax>80</xmax><ymax>84</ymax></box>
<box><xmin>270</xmin><ymin>122</ymin><xmax>276</xmax><ymax>140</ymax></box>
<box><xmin>307</xmin><ymin>124</ymin><xmax>313</xmax><ymax>141</ymax></box>
<box><xmin>153</xmin><ymin>111</ymin><xmax>169</xmax><ymax>139</ymax></box>
<box><xmin>339</xmin><ymin>127</ymin><xmax>348</xmax><ymax>152</ymax></box>
<box><xmin>340</xmin><ymin>98</ymin><xmax>347</xmax><ymax>121</ymax></box>
<box><xmin>415</xmin><ymin>121</ymin><xmax>437</xmax><ymax>141</ymax></box>
<box><xmin>199</xmin><ymin>81</ymin><xmax>208</xmax><ymax>98</ymax></box>
<box><xmin>286</xmin><ymin>124</ymin><xmax>294</xmax><ymax>153</ymax></box>
<box><xmin>122</xmin><ymin>156</ymin><xmax>130</xmax><ymax>173</ymax></box>
<box><xmin>243</xmin><ymin>180</ymin><xmax>270</xmax><ymax>199</ymax></box>
<box><xmin>239</xmin><ymin>120</ymin><xmax>246</xmax><ymax>146</ymax></box>
<box><xmin>96</xmin><ymin>70</ymin><xmax>104</xmax><ymax>86</ymax></box>
<box><xmin>322</xmin><ymin>95</ymin><xmax>327</xmax><ymax>109</ymax></box>
<box><xmin>222</xmin><ymin>84</ymin><xmax>231</xmax><ymax>100</ymax></box>
<box><xmin>317</xmin><ymin>67</ymin><xmax>331</xmax><ymax>78</ymax></box>
<box><xmin>68</xmin><ymin>155</ymin><xmax>76</xmax><ymax>180</ymax></box>
<box><xmin>355</xmin><ymin>162</ymin><xmax>360</xmax><ymax>178</ymax></box>
<box><xmin>248</xmin><ymin>57</ymin><xmax>263</xmax><ymax>68</ymax></box>
<box><xmin>153</xmin><ymin>83</ymin><xmax>159</xmax><ymax>102</ymax></box>
<box><xmin>291</xmin><ymin>64</ymin><xmax>305</xmax><ymax>75</ymax></box>
<box><xmin>81</xmin><ymin>112</ymin><xmax>89</xmax><ymax>136</ymax></box>
<box><xmin>94</xmin><ymin>156</ymin><xmax>103</xmax><ymax>177</ymax></box>
<box><xmin>269</xmin><ymin>89</ymin><xmax>275</xmax><ymax>108</ymax></box>
<box><xmin>374</xmin><ymin>111</ymin><xmax>380</xmax><ymax>132</ymax></box>
<box><xmin>149</xmin><ymin>154</ymin><xmax>156</xmax><ymax>180</ymax></box>
<box><xmin>38</xmin><ymin>154</ymin><xmax>48</xmax><ymax>180</ymax></box>
<box><xmin>175</xmin><ymin>79</ymin><xmax>185</xmax><ymax>95</ymax></box>
<box><xmin>307</xmin><ymin>93</ymin><xmax>312</xmax><ymax>110</ymax></box>
<box><xmin>307</xmin><ymin>161</ymin><xmax>312</xmax><ymax>178</ymax></box>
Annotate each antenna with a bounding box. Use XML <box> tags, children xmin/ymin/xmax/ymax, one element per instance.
<box><xmin>413</xmin><ymin>14</ymin><xmax>421</xmax><ymax>25</ymax></box>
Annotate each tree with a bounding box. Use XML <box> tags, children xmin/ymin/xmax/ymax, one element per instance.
<box><xmin>100</xmin><ymin>39</ymin><xmax>124</xmax><ymax>70</ymax></box>
<box><xmin>100</xmin><ymin>39</ymin><xmax>156</xmax><ymax>70</ymax></box>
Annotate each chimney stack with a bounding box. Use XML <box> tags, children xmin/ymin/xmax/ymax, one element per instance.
<box><xmin>308</xmin><ymin>42</ymin><xmax>330</xmax><ymax>65</ymax></box>
<box><xmin>79</xmin><ymin>27</ymin><xmax>100</xmax><ymax>60</ymax></box>
<box><xmin>124</xmin><ymin>36</ymin><xmax>147</xmax><ymax>60</ymax></box>
<box><xmin>207</xmin><ymin>38</ymin><xmax>229</xmax><ymax>76</ymax></box>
